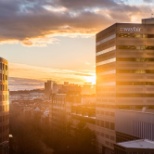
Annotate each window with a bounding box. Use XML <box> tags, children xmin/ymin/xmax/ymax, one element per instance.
<box><xmin>0</xmin><ymin>63</ymin><xmax>2</xmax><ymax>70</ymax></box>
<box><xmin>144</xmin><ymin>34</ymin><xmax>154</xmax><ymax>38</ymax></box>
<box><xmin>118</xmin><ymin>33</ymin><xmax>143</xmax><ymax>38</ymax></box>
<box><xmin>105</xmin><ymin>121</ymin><xmax>109</xmax><ymax>128</ymax></box>
<box><xmin>117</xmin><ymin>81</ymin><xmax>154</xmax><ymax>85</ymax></box>
<box><xmin>0</xmin><ymin>74</ymin><xmax>2</xmax><ymax>80</ymax></box>
<box><xmin>110</xmin><ymin>123</ymin><xmax>115</xmax><ymax>130</ymax></box>
<box><xmin>117</xmin><ymin>69</ymin><xmax>154</xmax><ymax>74</ymax></box>
<box><xmin>118</xmin><ymin>45</ymin><xmax>154</xmax><ymax>50</ymax></box>
<box><xmin>117</xmin><ymin>93</ymin><xmax>154</xmax><ymax>97</ymax></box>
<box><xmin>117</xmin><ymin>58</ymin><xmax>154</xmax><ymax>62</ymax></box>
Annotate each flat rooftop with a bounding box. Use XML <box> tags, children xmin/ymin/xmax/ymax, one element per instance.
<box><xmin>117</xmin><ymin>139</ymin><xmax>154</xmax><ymax>149</ymax></box>
<box><xmin>142</xmin><ymin>18</ymin><xmax>154</xmax><ymax>24</ymax></box>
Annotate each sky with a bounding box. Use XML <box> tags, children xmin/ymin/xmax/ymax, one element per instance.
<box><xmin>0</xmin><ymin>0</ymin><xmax>154</xmax><ymax>90</ymax></box>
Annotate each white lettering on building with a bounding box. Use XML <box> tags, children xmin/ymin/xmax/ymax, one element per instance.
<box><xmin>120</xmin><ymin>27</ymin><xmax>141</xmax><ymax>32</ymax></box>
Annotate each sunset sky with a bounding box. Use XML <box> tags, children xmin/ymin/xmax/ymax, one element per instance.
<box><xmin>0</xmin><ymin>0</ymin><xmax>154</xmax><ymax>90</ymax></box>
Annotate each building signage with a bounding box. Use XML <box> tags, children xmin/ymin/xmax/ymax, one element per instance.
<box><xmin>120</xmin><ymin>27</ymin><xmax>141</xmax><ymax>33</ymax></box>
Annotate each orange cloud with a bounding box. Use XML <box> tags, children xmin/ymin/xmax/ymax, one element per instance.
<box><xmin>9</xmin><ymin>62</ymin><xmax>95</xmax><ymax>84</ymax></box>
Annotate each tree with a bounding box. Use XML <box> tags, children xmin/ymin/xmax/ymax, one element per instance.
<box><xmin>71</xmin><ymin>121</ymin><xmax>97</xmax><ymax>154</ymax></box>
<box><xmin>53</xmin><ymin>121</ymin><xmax>97</xmax><ymax>154</ymax></box>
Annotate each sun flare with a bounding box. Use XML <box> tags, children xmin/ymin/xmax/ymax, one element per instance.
<box><xmin>84</xmin><ymin>74</ymin><xmax>96</xmax><ymax>85</ymax></box>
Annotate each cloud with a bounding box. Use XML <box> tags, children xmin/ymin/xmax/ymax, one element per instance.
<box><xmin>0</xmin><ymin>0</ymin><xmax>153</xmax><ymax>45</ymax></box>
<box><xmin>58</xmin><ymin>0</ymin><xmax>119</xmax><ymax>10</ymax></box>
<box><xmin>9</xmin><ymin>62</ymin><xmax>95</xmax><ymax>85</ymax></box>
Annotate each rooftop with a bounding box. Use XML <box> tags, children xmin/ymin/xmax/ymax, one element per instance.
<box><xmin>142</xmin><ymin>18</ymin><xmax>154</xmax><ymax>24</ymax></box>
<box><xmin>117</xmin><ymin>139</ymin><xmax>154</xmax><ymax>149</ymax></box>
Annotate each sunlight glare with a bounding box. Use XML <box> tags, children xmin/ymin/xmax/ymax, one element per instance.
<box><xmin>84</xmin><ymin>75</ymin><xmax>96</xmax><ymax>85</ymax></box>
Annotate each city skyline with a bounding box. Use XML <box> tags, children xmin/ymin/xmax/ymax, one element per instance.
<box><xmin>0</xmin><ymin>0</ymin><xmax>154</xmax><ymax>90</ymax></box>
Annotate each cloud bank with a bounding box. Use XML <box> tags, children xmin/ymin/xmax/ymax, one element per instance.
<box><xmin>0</xmin><ymin>0</ymin><xmax>153</xmax><ymax>45</ymax></box>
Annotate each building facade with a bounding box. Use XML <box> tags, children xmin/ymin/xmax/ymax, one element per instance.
<box><xmin>96</xmin><ymin>19</ymin><xmax>154</xmax><ymax>153</ymax></box>
<box><xmin>116</xmin><ymin>109</ymin><xmax>154</xmax><ymax>142</ymax></box>
<box><xmin>0</xmin><ymin>57</ymin><xmax>9</xmax><ymax>153</ymax></box>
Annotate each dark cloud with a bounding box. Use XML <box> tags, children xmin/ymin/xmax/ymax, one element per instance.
<box><xmin>109</xmin><ymin>5</ymin><xmax>141</xmax><ymax>22</ymax></box>
<box><xmin>58</xmin><ymin>0</ymin><xmax>119</xmax><ymax>10</ymax></box>
<box><xmin>0</xmin><ymin>0</ymin><xmax>152</xmax><ymax>45</ymax></box>
<box><xmin>143</xmin><ymin>0</ymin><xmax>153</xmax><ymax>2</ymax></box>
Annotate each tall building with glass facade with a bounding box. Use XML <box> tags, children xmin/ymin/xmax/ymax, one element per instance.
<box><xmin>0</xmin><ymin>57</ymin><xmax>9</xmax><ymax>153</ymax></box>
<box><xmin>96</xmin><ymin>18</ymin><xmax>154</xmax><ymax>154</ymax></box>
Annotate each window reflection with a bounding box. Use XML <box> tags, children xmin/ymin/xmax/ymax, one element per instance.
<box><xmin>117</xmin><ymin>69</ymin><xmax>154</xmax><ymax>74</ymax></box>
<box><xmin>118</xmin><ymin>33</ymin><xmax>154</xmax><ymax>38</ymax></box>
<box><xmin>118</xmin><ymin>45</ymin><xmax>154</xmax><ymax>50</ymax></box>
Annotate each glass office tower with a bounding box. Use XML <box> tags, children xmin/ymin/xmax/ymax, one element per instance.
<box><xmin>96</xmin><ymin>19</ymin><xmax>154</xmax><ymax>154</ymax></box>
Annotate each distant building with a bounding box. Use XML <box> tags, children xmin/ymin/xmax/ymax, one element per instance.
<box><xmin>96</xmin><ymin>18</ymin><xmax>154</xmax><ymax>153</ymax></box>
<box><xmin>49</xmin><ymin>82</ymin><xmax>96</xmax><ymax>137</ymax></box>
<box><xmin>59</xmin><ymin>82</ymin><xmax>81</xmax><ymax>95</ymax></box>
<box><xmin>0</xmin><ymin>57</ymin><xmax>9</xmax><ymax>154</ymax></box>
<box><xmin>81</xmin><ymin>83</ymin><xmax>96</xmax><ymax>95</ymax></box>
<box><xmin>44</xmin><ymin>80</ymin><xmax>58</xmax><ymax>99</ymax></box>
<box><xmin>49</xmin><ymin>82</ymin><xmax>81</xmax><ymax>132</ymax></box>
<box><xmin>44</xmin><ymin>80</ymin><xmax>52</xmax><ymax>98</ymax></box>
<box><xmin>50</xmin><ymin>94</ymin><xmax>67</xmax><ymax>133</ymax></box>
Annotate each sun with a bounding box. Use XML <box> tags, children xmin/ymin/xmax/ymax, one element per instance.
<box><xmin>84</xmin><ymin>74</ymin><xmax>96</xmax><ymax>85</ymax></box>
